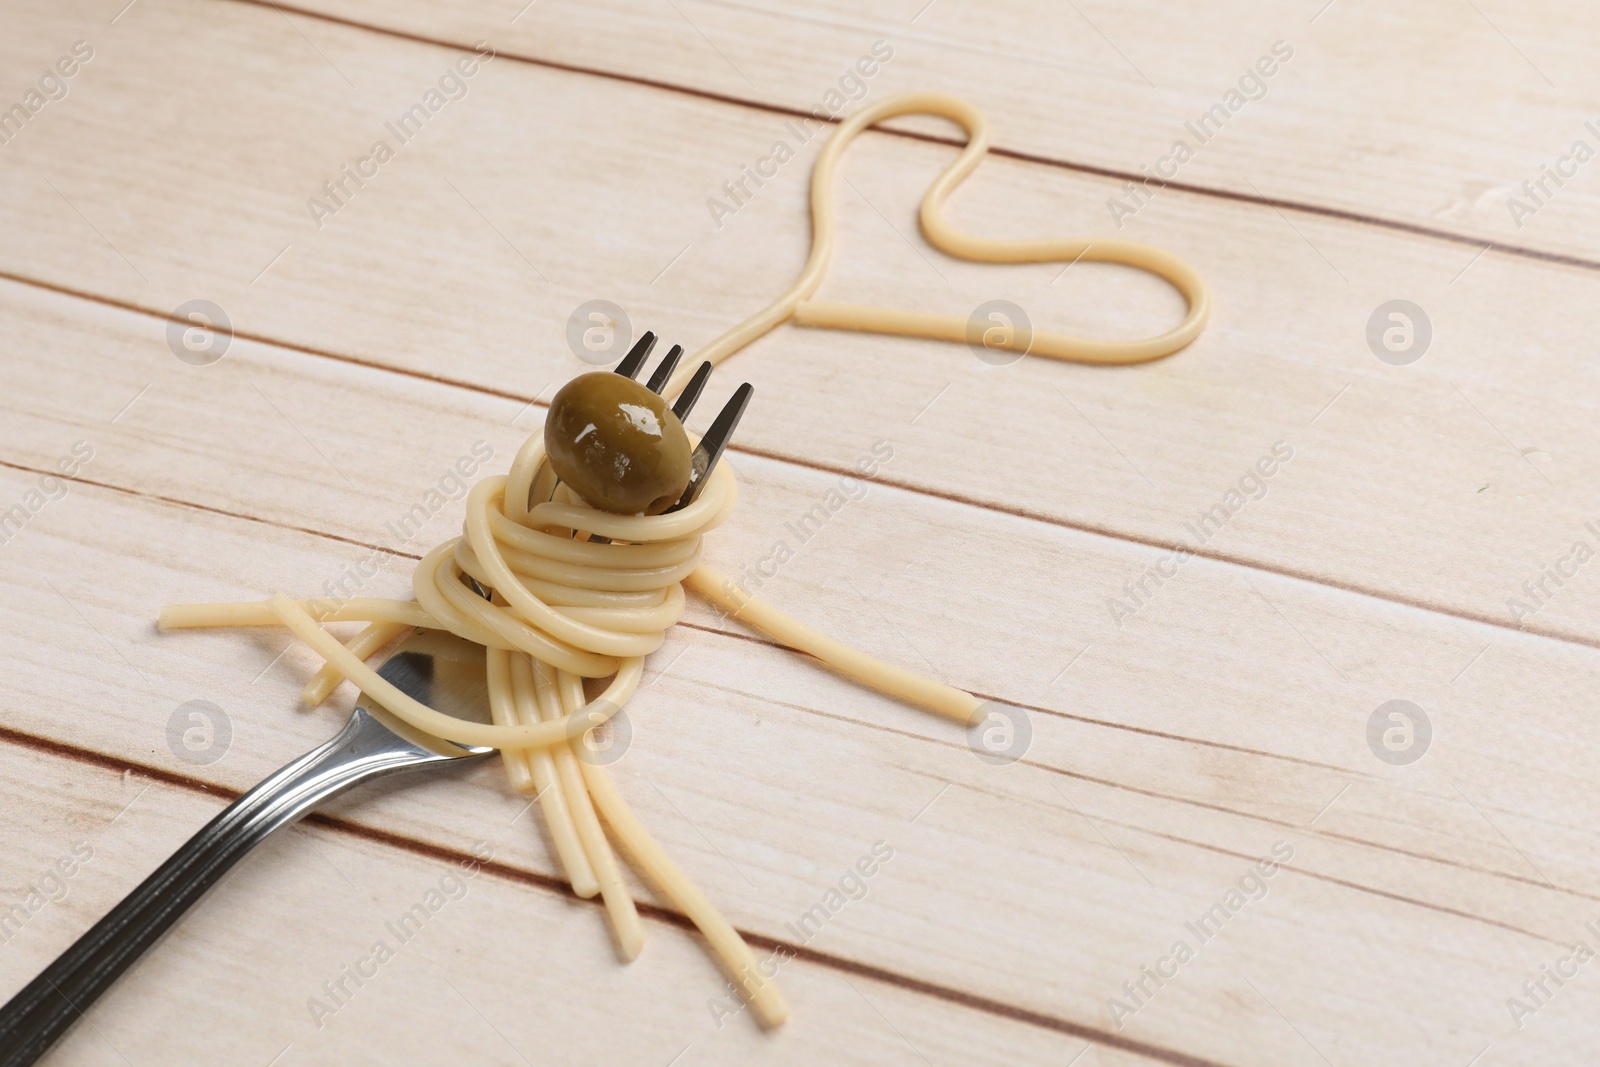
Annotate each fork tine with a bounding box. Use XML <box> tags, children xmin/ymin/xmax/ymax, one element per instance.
<box><xmin>614</xmin><ymin>331</ymin><xmax>657</xmax><ymax>379</ymax></box>
<box><xmin>668</xmin><ymin>382</ymin><xmax>752</xmax><ymax>512</ymax></box>
<box><xmin>672</xmin><ymin>361</ymin><xmax>713</xmax><ymax>421</ymax></box>
<box><xmin>645</xmin><ymin>344</ymin><xmax>684</xmax><ymax>394</ymax></box>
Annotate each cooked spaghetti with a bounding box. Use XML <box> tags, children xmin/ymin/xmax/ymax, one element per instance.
<box><xmin>159</xmin><ymin>91</ymin><xmax>1209</xmax><ymax>1027</ymax></box>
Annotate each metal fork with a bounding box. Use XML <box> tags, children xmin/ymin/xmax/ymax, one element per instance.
<box><xmin>540</xmin><ymin>329</ymin><xmax>752</xmax><ymax>550</ymax></box>
<box><xmin>0</xmin><ymin>631</ymin><xmax>494</xmax><ymax>1067</ymax></box>
<box><xmin>557</xmin><ymin>331</ymin><xmax>753</xmax><ymax>543</ymax></box>
<box><xmin>613</xmin><ymin>330</ymin><xmax>752</xmax><ymax>514</ymax></box>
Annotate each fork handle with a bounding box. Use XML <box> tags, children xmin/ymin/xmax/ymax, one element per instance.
<box><xmin>0</xmin><ymin>708</ymin><xmax>455</xmax><ymax>1066</ymax></box>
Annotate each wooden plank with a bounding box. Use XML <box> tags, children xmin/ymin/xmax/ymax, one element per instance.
<box><xmin>6</xmin><ymin>2</ymin><xmax>1600</xmax><ymax>1063</ymax></box>
<box><xmin>272</xmin><ymin>0</ymin><xmax>1600</xmax><ymax>263</ymax></box>
<box><xmin>2</xmin><ymin>0</ymin><xmax>1598</xmax><ymax>654</ymax></box>
<box><xmin>2</xmin><ymin>278</ymin><xmax>1600</xmax><ymax>1062</ymax></box>
<box><xmin>0</xmin><ymin>743</ymin><xmax>1097</xmax><ymax>1066</ymax></box>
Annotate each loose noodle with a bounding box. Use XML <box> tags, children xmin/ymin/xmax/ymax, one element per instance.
<box><xmin>159</xmin><ymin>91</ymin><xmax>1208</xmax><ymax>1028</ymax></box>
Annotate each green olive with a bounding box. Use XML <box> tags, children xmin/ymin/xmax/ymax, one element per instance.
<box><xmin>544</xmin><ymin>373</ymin><xmax>693</xmax><ymax>515</ymax></box>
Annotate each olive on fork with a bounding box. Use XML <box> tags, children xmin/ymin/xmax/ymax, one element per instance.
<box><xmin>544</xmin><ymin>330</ymin><xmax>752</xmax><ymax>519</ymax></box>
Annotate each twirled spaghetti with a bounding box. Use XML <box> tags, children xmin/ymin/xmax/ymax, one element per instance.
<box><xmin>159</xmin><ymin>91</ymin><xmax>1208</xmax><ymax>1027</ymax></box>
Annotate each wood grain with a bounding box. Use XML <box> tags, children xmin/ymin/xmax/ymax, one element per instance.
<box><xmin>2</xmin><ymin>0</ymin><xmax>1598</xmax><ymax>1064</ymax></box>
<box><xmin>275</xmin><ymin>0</ymin><xmax>1600</xmax><ymax>264</ymax></box>
<box><xmin>1</xmin><ymin>278</ymin><xmax>1598</xmax><ymax>1062</ymax></box>
<box><xmin>0</xmin><ymin>743</ymin><xmax>1111</xmax><ymax>1067</ymax></box>
<box><xmin>3</xmin><ymin>0</ymin><xmax>1599</xmax><ymax>653</ymax></box>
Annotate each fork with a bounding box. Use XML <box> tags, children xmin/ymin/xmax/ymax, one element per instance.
<box><xmin>558</xmin><ymin>331</ymin><xmax>752</xmax><ymax>544</ymax></box>
<box><xmin>614</xmin><ymin>330</ymin><xmax>752</xmax><ymax>513</ymax></box>
<box><xmin>0</xmin><ymin>631</ymin><xmax>494</xmax><ymax>1067</ymax></box>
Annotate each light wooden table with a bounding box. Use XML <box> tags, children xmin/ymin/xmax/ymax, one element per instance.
<box><xmin>2</xmin><ymin>1</ymin><xmax>1598</xmax><ymax>1064</ymax></box>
